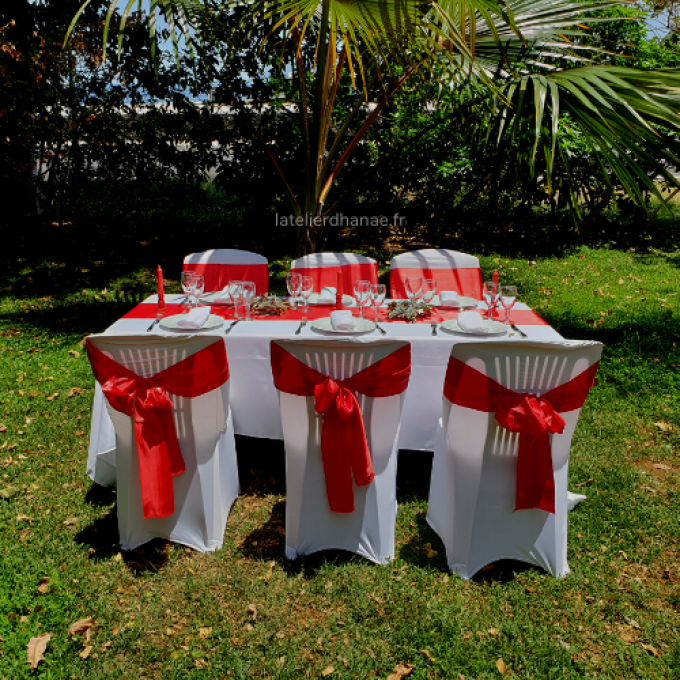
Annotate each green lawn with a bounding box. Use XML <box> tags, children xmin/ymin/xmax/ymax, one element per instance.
<box><xmin>0</xmin><ymin>246</ymin><xmax>679</xmax><ymax>679</ymax></box>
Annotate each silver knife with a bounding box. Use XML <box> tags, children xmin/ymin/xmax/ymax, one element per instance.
<box><xmin>225</xmin><ymin>320</ymin><xmax>240</xmax><ymax>334</ymax></box>
<box><xmin>375</xmin><ymin>324</ymin><xmax>387</xmax><ymax>335</ymax></box>
<box><xmin>295</xmin><ymin>319</ymin><xmax>308</xmax><ymax>335</ymax></box>
<box><xmin>147</xmin><ymin>318</ymin><xmax>160</xmax><ymax>332</ymax></box>
<box><xmin>511</xmin><ymin>323</ymin><xmax>528</xmax><ymax>338</ymax></box>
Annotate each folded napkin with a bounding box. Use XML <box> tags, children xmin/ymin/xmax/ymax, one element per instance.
<box><xmin>216</xmin><ymin>285</ymin><xmax>232</xmax><ymax>301</ymax></box>
<box><xmin>330</xmin><ymin>310</ymin><xmax>355</xmax><ymax>331</ymax></box>
<box><xmin>457</xmin><ymin>310</ymin><xmax>489</xmax><ymax>333</ymax></box>
<box><xmin>317</xmin><ymin>286</ymin><xmax>336</xmax><ymax>303</ymax></box>
<box><xmin>439</xmin><ymin>291</ymin><xmax>460</xmax><ymax>308</ymax></box>
<box><xmin>177</xmin><ymin>306</ymin><xmax>211</xmax><ymax>328</ymax></box>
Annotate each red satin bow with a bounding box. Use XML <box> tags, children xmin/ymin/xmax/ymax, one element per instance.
<box><xmin>271</xmin><ymin>342</ymin><xmax>411</xmax><ymax>513</ymax></box>
<box><xmin>443</xmin><ymin>357</ymin><xmax>599</xmax><ymax>513</ymax></box>
<box><xmin>86</xmin><ymin>339</ymin><xmax>230</xmax><ymax>519</ymax></box>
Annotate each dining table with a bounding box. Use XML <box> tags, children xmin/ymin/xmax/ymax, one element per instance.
<box><xmin>86</xmin><ymin>293</ymin><xmax>563</xmax><ymax>486</ymax></box>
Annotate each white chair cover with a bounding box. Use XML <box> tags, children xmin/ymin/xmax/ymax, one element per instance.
<box><xmin>291</xmin><ymin>252</ymin><xmax>378</xmax><ymax>292</ymax></box>
<box><xmin>426</xmin><ymin>339</ymin><xmax>602</xmax><ymax>579</ymax></box>
<box><xmin>182</xmin><ymin>249</ymin><xmax>269</xmax><ymax>293</ymax></box>
<box><xmin>86</xmin><ymin>334</ymin><xmax>239</xmax><ymax>553</ymax></box>
<box><xmin>272</xmin><ymin>338</ymin><xmax>410</xmax><ymax>564</ymax></box>
<box><xmin>389</xmin><ymin>248</ymin><xmax>482</xmax><ymax>299</ymax></box>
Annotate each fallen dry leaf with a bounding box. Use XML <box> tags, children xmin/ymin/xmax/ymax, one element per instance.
<box><xmin>574</xmin><ymin>478</ymin><xmax>595</xmax><ymax>487</ymax></box>
<box><xmin>69</xmin><ymin>617</ymin><xmax>96</xmax><ymax>641</ymax></box>
<box><xmin>420</xmin><ymin>649</ymin><xmax>437</xmax><ymax>663</ymax></box>
<box><xmin>99</xmin><ymin>641</ymin><xmax>112</xmax><ymax>652</ymax></box>
<box><xmin>247</xmin><ymin>604</ymin><xmax>258</xmax><ymax>621</ymax></box>
<box><xmin>387</xmin><ymin>663</ymin><xmax>415</xmax><ymax>680</ymax></box>
<box><xmin>0</xmin><ymin>424</ymin><xmax>6</xmax><ymax>432</ymax></box>
<box><xmin>46</xmin><ymin>393</ymin><xmax>59</xmax><ymax>401</ymax></box>
<box><xmin>321</xmin><ymin>667</ymin><xmax>335</xmax><ymax>677</ymax></box>
<box><xmin>496</xmin><ymin>657</ymin><xmax>508</xmax><ymax>675</ymax></box>
<box><xmin>78</xmin><ymin>645</ymin><xmax>93</xmax><ymax>659</ymax></box>
<box><xmin>27</xmin><ymin>633</ymin><xmax>52</xmax><ymax>669</ymax></box>
<box><xmin>198</xmin><ymin>627</ymin><xmax>212</xmax><ymax>639</ymax></box>
<box><xmin>68</xmin><ymin>387</ymin><xmax>85</xmax><ymax>397</ymax></box>
<box><xmin>264</xmin><ymin>561</ymin><xmax>275</xmax><ymax>583</ymax></box>
<box><xmin>654</xmin><ymin>421</ymin><xmax>672</xmax><ymax>432</ymax></box>
<box><xmin>642</xmin><ymin>644</ymin><xmax>661</xmax><ymax>657</ymax></box>
<box><xmin>68</xmin><ymin>351</ymin><xmax>80</xmax><ymax>359</ymax></box>
<box><xmin>37</xmin><ymin>578</ymin><xmax>49</xmax><ymax>594</ymax></box>
<box><xmin>653</xmin><ymin>463</ymin><xmax>671</xmax><ymax>471</ymax></box>
<box><xmin>63</xmin><ymin>517</ymin><xmax>78</xmax><ymax>527</ymax></box>
<box><xmin>16</xmin><ymin>514</ymin><xmax>33</xmax><ymax>523</ymax></box>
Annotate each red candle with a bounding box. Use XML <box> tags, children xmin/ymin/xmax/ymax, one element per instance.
<box><xmin>492</xmin><ymin>269</ymin><xmax>499</xmax><ymax>292</ymax></box>
<box><xmin>335</xmin><ymin>270</ymin><xmax>342</xmax><ymax>310</ymax></box>
<box><xmin>156</xmin><ymin>264</ymin><xmax>165</xmax><ymax>309</ymax></box>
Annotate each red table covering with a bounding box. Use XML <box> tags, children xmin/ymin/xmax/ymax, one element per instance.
<box><xmin>122</xmin><ymin>302</ymin><xmax>549</xmax><ymax>326</ymax></box>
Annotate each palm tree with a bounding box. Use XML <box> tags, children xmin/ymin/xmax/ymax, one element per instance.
<box><xmin>69</xmin><ymin>0</ymin><xmax>680</xmax><ymax>255</ymax></box>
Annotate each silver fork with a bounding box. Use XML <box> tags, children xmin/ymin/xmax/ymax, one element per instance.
<box><xmin>431</xmin><ymin>322</ymin><xmax>438</xmax><ymax>336</ymax></box>
<box><xmin>224</xmin><ymin>319</ymin><xmax>240</xmax><ymax>334</ymax></box>
<box><xmin>295</xmin><ymin>318</ymin><xmax>308</xmax><ymax>335</ymax></box>
<box><xmin>147</xmin><ymin>312</ymin><xmax>163</xmax><ymax>332</ymax></box>
<box><xmin>375</xmin><ymin>324</ymin><xmax>387</xmax><ymax>335</ymax></box>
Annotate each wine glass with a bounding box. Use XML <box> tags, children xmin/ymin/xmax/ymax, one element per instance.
<box><xmin>370</xmin><ymin>283</ymin><xmax>386</xmax><ymax>322</ymax></box>
<box><xmin>181</xmin><ymin>271</ymin><xmax>196</xmax><ymax>308</ymax></box>
<box><xmin>300</xmin><ymin>276</ymin><xmax>313</xmax><ymax>313</ymax></box>
<box><xmin>500</xmin><ymin>285</ymin><xmax>518</xmax><ymax>325</ymax></box>
<box><xmin>242</xmin><ymin>281</ymin><xmax>256</xmax><ymax>321</ymax></box>
<box><xmin>228</xmin><ymin>280</ymin><xmax>243</xmax><ymax>319</ymax></box>
<box><xmin>286</xmin><ymin>273</ymin><xmax>302</xmax><ymax>309</ymax></box>
<box><xmin>483</xmin><ymin>281</ymin><xmax>499</xmax><ymax>318</ymax></box>
<box><xmin>405</xmin><ymin>275</ymin><xmax>423</xmax><ymax>302</ymax></box>
<box><xmin>354</xmin><ymin>280</ymin><xmax>370</xmax><ymax>318</ymax></box>
<box><xmin>422</xmin><ymin>278</ymin><xmax>437</xmax><ymax>305</ymax></box>
<box><xmin>191</xmin><ymin>275</ymin><xmax>205</xmax><ymax>308</ymax></box>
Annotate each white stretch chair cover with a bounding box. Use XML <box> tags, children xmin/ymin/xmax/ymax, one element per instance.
<box><xmin>273</xmin><ymin>338</ymin><xmax>409</xmax><ymax>564</ymax></box>
<box><xmin>182</xmin><ymin>249</ymin><xmax>269</xmax><ymax>293</ymax></box>
<box><xmin>389</xmin><ymin>248</ymin><xmax>482</xmax><ymax>299</ymax></box>
<box><xmin>291</xmin><ymin>252</ymin><xmax>378</xmax><ymax>292</ymax></box>
<box><xmin>87</xmin><ymin>334</ymin><xmax>240</xmax><ymax>553</ymax></box>
<box><xmin>426</xmin><ymin>339</ymin><xmax>602</xmax><ymax>579</ymax></box>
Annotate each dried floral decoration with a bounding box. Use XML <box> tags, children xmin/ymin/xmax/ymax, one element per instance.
<box><xmin>387</xmin><ymin>300</ymin><xmax>434</xmax><ymax>322</ymax></box>
<box><xmin>250</xmin><ymin>296</ymin><xmax>291</xmax><ymax>316</ymax></box>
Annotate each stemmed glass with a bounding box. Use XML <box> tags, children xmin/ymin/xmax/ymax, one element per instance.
<box><xmin>300</xmin><ymin>276</ymin><xmax>313</xmax><ymax>313</ymax></box>
<box><xmin>370</xmin><ymin>283</ymin><xmax>386</xmax><ymax>322</ymax></box>
<box><xmin>286</xmin><ymin>273</ymin><xmax>302</xmax><ymax>309</ymax></box>
<box><xmin>500</xmin><ymin>285</ymin><xmax>518</xmax><ymax>325</ymax></box>
<box><xmin>405</xmin><ymin>275</ymin><xmax>423</xmax><ymax>302</ymax></box>
<box><xmin>191</xmin><ymin>275</ymin><xmax>205</xmax><ymax>308</ymax></box>
<box><xmin>181</xmin><ymin>271</ymin><xmax>196</xmax><ymax>308</ymax></box>
<box><xmin>422</xmin><ymin>278</ymin><xmax>437</xmax><ymax>305</ymax></box>
<box><xmin>242</xmin><ymin>281</ymin><xmax>256</xmax><ymax>321</ymax></box>
<box><xmin>483</xmin><ymin>281</ymin><xmax>499</xmax><ymax>318</ymax></box>
<box><xmin>228</xmin><ymin>280</ymin><xmax>243</xmax><ymax>319</ymax></box>
<box><xmin>354</xmin><ymin>280</ymin><xmax>370</xmax><ymax>318</ymax></box>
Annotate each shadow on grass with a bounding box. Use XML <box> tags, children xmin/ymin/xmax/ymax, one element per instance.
<box><xmin>84</xmin><ymin>482</ymin><xmax>116</xmax><ymax>508</ymax></box>
<box><xmin>235</xmin><ymin>436</ymin><xmax>286</xmax><ymax>497</ymax></box>
<box><xmin>397</xmin><ymin>450</ymin><xmax>433</xmax><ymax>503</ymax></box>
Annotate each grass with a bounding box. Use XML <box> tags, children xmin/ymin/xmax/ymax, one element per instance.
<box><xmin>0</xmin><ymin>243</ymin><xmax>679</xmax><ymax>679</ymax></box>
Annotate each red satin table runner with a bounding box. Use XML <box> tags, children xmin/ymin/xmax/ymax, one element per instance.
<box><xmin>122</xmin><ymin>302</ymin><xmax>548</xmax><ymax>326</ymax></box>
<box><xmin>271</xmin><ymin>342</ymin><xmax>412</xmax><ymax>513</ymax></box>
<box><xmin>86</xmin><ymin>339</ymin><xmax>230</xmax><ymax>519</ymax></box>
<box><xmin>443</xmin><ymin>357</ymin><xmax>599</xmax><ymax>513</ymax></box>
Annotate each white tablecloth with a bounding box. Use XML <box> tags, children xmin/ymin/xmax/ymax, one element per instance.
<box><xmin>87</xmin><ymin>295</ymin><xmax>563</xmax><ymax>484</ymax></box>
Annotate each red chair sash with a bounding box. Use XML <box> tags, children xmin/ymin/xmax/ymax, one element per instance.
<box><xmin>271</xmin><ymin>342</ymin><xmax>411</xmax><ymax>513</ymax></box>
<box><xmin>86</xmin><ymin>339</ymin><xmax>230</xmax><ymax>519</ymax></box>
<box><xmin>443</xmin><ymin>356</ymin><xmax>599</xmax><ymax>513</ymax></box>
<box><xmin>390</xmin><ymin>267</ymin><xmax>482</xmax><ymax>300</ymax></box>
<box><xmin>291</xmin><ymin>264</ymin><xmax>378</xmax><ymax>293</ymax></box>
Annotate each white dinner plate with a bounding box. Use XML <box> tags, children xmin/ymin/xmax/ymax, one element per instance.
<box><xmin>310</xmin><ymin>317</ymin><xmax>377</xmax><ymax>335</ymax></box>
<box><xmin>439</xmin><ymin>318</ymin><xmax>508</xmax><ymax>336</ymax></box>
<box><xmin>305</xmin><ymin>293</ymin><xmax>356</xmax><ymax>306</ymax></box>
<box><xmin>432</xmin><ymin>295</ymin><xmax>479</xmax><ymax>309</ymax></box>
<box><xmin>159</xmin><ymin>314</ymin><xmax>225</xmax><ymax>332</ymax></box>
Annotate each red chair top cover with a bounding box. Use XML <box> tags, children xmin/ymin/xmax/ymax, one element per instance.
<box><xmin>183</xmin><ymin>249</ymin><xmax>269</xmax><ymax>294</ymax></box>
<box><xmin>86</xmin><ymin>338</ymin><xmax>230</xmax><ymax>519</ymax></box>
<box><xmin>390</xmin><ymin>249</ymin><xmax>482</xmax><ymax>300</ymax></box>
<box><xmin>291</xmin><ymin>253</ymin><xmax>378</xmax><ymax>294</ymax></box>
<box><xmin>271</xmin><ymin>341</ymin><xmax>411</xmax><ymax>514</ymax></box>
<box><xmin>443</xmin><ymin>356</ymin><xmax>599</xmax><ymax>514</ymax></box>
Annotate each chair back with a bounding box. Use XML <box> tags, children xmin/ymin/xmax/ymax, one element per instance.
<box><xmin>389</xmin><ymin>248</ymin><xmax>482</xmax><ymax>299</ymax></box>
<box><xmin>427</xmin><ymin>339</ymin><xmax>602</xmax><ymax>579</ymax></box>
<box><xmin>271</xmin><ymin>338</ymin><xmax>410</xmax><ymax>564</ymax></box>
<box><xmin>291</xmin><ymin>252</ymin><xmax>378</xmax><ymax>294</ymax></box>
<box><xmin>183</xmin><ymin>249</ymin><xmax>269</xmax><ymax>293</ymax></box>
<box><xmin>85</xmin><ymin>334</ymin><xmax>238</xmax><ymax>552</ymax></box>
